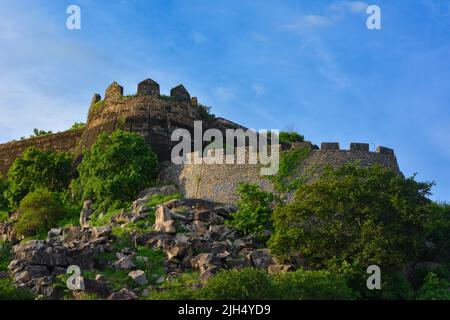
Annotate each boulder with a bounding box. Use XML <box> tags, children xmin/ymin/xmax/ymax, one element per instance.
<box><xmin>190</xmin><ymin>253</ymin><xmax>221</xmax><ymax>273</ymax></box>
<box><xmin>154</xmin><ymin>206</ymin><xmax>176</xmax><ymax>234</ymax></box>
<box><xmin>92</xmin><ymin>226</ymin><xmax>112</xmax><ymax>239</ymax></box>
<box><xmin>14</xmin><ymin>265</ymin><xmax>49</xmax><ymax>284</ymax></box>
<box><xmin>248</xmin><ymin>249</ymin><xmax>275</xmax><ymax>269</ymax></box>
<box><xmin>268</xmin><ymin>264</ymin><xmax>296</xmax><ymax>274</ymax></box>
<box><xmin>107</xmin><ymin>288</ymin><xmax>138</xmax><ymax>300</ymax></box>
<box><xmin>128</xmin><ymin>270</ymin><xmax>149</xmax><ymax>286</ymax></box>
<box><xmin>113</xmin><ymin>256</ymin><xmax>136</xmax><ymax>270</ymax></box>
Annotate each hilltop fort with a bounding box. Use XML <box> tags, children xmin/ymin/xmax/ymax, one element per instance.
<box><xmin>0</xmin><ymin>78</ymin><xmax>400</xmax><ymax>204</ymax></box>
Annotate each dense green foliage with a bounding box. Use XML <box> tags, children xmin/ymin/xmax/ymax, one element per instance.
<box><xmin>198</xmin><ymin>268</ymin><xmax>275</xmax><ymax>300</ymax></box>
<box><xmin>72</xmin><ymin>130</ymin><xmax>158</xmax><ymax>209</ymax></box>
<box><xmin>70</xmin><ymin>122</ymin><xmax>85</xmax><ymax>130</ymax></box>
<box><xmin>422</xmin><ymin>203</ymin><xmax>450</xmax><ymax>262</ymax></box>
<box><xmin>0</xmin><ymin>278</ymin><xmax>34</xmax><ymax>300</ymax></box>
<box><xmin>227</xmin><ymin>184</ymin><xmax>274</xmax><ymax>235</ymax></box>
<box><xmin>148</xmin><ymin>268</ymin><xmax>354</xmax><ymax>300</ymax></box>
<box><xmin>270</xmin><ymin>164</ymin><xmax>432</xmax><ymax>275</ymax></box>
<box><xmin>272</xmin><ymin>269</ymin><xmax>356</xmax><ymax>300</ymax></box>
<box><xmin>416</xmin><ymin>273</ymin><xmax>450</xmax><ymax>300</ymax></box>
<box><xmin>6</xmin><ymin>147</ymin><xmax>72</xmax><ymax>208</ymax></box>
<box><xmin>0</xmin><ymin>175</ymin><xmax>8</xmax><ymax>210</ymax></box>
<box><xmin>14</xmin><ymin>189</ymin><xmax>68</xmax><ymax>237</ymax></box>
<box><xmin>279</xmin><ymin>131</ymin><xmax>305</xmax><ymax>144</ymax></box>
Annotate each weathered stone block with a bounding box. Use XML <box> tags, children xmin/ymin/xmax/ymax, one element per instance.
<box><xmin>321</xmin><ymin>142</ymin><xmax>340</xmax><ymax>150</ymax></box>
<box><xmin>137</xmin><ymin>78</ymin><xmax>160</xmax><ymax>96</ymax></box>
<box><xmin>350</xmin><ymin>143</ymin><xmax>369</xmax><ymax>151</ymax></box>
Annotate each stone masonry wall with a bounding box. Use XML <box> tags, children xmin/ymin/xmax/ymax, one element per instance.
<box><xmin>0</xmin><ymin>129</ymin><xmax>83</xmax><ymax>176</ymax></box>
<box><xmin>160</xmin><ymin>142</ymin><xmax>401</xmax><ymax>204</ymax></box>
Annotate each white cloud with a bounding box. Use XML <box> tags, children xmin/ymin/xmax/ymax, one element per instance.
<box><xmin>283</xmin><ymin>14</ymin><xmax>331</xmax><ymax>31</ymax></box>
<box><xmin>252</xmin><ymin>83</ymin><xmax>266</xmax><ymax>95</ymax></box>
<box><xmin>192</xmin><ymin>32</ymin><xmax>206</xmax><ymax>44</ymax></box>
<box><xmin>214</xmin><ymin>86</ymin><xmax>235</xmax><ymax>101</ymax></box>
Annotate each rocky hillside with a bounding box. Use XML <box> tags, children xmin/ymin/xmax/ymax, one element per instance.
<box><xmin>1</xmin><ymin>185</ymin><xmax>291</xmax><ymax>300</ymax></box>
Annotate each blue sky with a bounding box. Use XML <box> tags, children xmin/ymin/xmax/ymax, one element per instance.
<box><xmin>0</xmin><ymin>0</ymin><xmax>449</xmax><ymax>201</ymax></box>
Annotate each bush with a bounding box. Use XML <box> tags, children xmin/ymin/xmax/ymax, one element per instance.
<box><xmin>197</xmin><ymin>268</ymin><xmax>276</xmax><ymax>300</ymax></box>
<box><xmin>422</xmin><ymin>202</ymin><xmax>450</xmax><ymax>262</ymax></box>
<box><xmin>14</xmin><ymin>189</ymin><xmax>68</xmax><ymax>237</ymax></box>
<box><xmin>72</xmin><ymin>130</ymin><xmax>158</xmax><ymax>208</ymax></box>
<box><xmin>227</xmin><ymin>184</ymin><xmax>274</xmax><ymax>236</ymax></box>
<box><xmin>272</xmin><ymin>269</ymin><xmax>356</xmax><ymax>300</ymax></box>
<box><xmin>269</xmin><ymin>164</ymin><xmax>432</xmax><ymax>274</ymax></box>
<box><xmin>6</xmin><ymin>147</ymin><xmax>72</xmax><ymax>208</ymax></box>
<box><xmin>0</xmin><ymin>278</ymin><xmax>34</xmax><ymax>300</ymax></box>
<box><xmin>147</xmin><ymin>273</ymin><xmax>199</xmax><ymax>300</ymax></box>
<box><xmin>0</xmin><ymin>175</ymin><xmax>8</xmax><ymax>210</ymax></box>
<box><xmin>416</xmin><ymin>272</ymin><xmax>450</xmax><ymax>300</ymax></box>
<box><xmin>279</xmin><ymin>131</ymin><xmax>304</xmax><ymax>144</ymax></box>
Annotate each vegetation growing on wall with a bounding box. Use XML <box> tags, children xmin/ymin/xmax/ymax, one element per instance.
<box><xmin>268</xmin><ymin>146</ymin><xmax>312</xmax><ymax>192</ymax></box>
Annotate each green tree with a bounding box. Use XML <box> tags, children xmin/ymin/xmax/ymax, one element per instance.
<box><xmin>269</xmin><ymin>164</ymin><xmax>432</xmax><ymax>275</ymax></box>
<box><xmin>0</xmin><ymin>174</ymin><xmax>8</xmax><ymax>209</ymax></box>
<box><xmin>72</xmin><ymin>130</ymin><xmax>158</xmax><ymax>208</ymax></box>
<box><xmin>279</xmin><ymin>131</ymin><xmax>304</xmax><ymax>144</ymax></box>
<box><xmin>227</xmin><ymin>183</ymin><xmax>274</xmax><ymax>235</ymax></box>
<box><xmin>6</xmin><ymin>147</ymin><xmax>72</xmax><ymax>208</ymax></box>
<box><xmin>14</xmin><ymin>189</ymin><xmax>68</xmax><ymax>237</ymax></box>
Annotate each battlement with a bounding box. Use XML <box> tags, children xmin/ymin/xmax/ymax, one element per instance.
<box><xmin>89</xmin><ymin>79</ymin><xmax>198</xmax><ymax>107</ymax></box>
<box><xmin>320</xmin><ymin>142</ymin><xmax>395</xmax><ymax>156</ymax></box>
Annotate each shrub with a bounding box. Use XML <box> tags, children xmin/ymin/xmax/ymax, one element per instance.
<box><xmin>227</xmin><ymin>184</ymin><xmax>274</xmax><ymax>236</ymax></box>
<box><xmin>14</xmin><ymin>189</ymin><xmax>68</xmax><ymax>237</ymax></box>
<box><xmin>197</xmin><ymin>268</ymin><xmax>276</xmax><ymax>300</ymax></box>
<box><xmin>0</xmin><ymin>278</ymin><xmax>34</xmax><ymax>300</ymax></box>
<box><xmin>72</xmin><ymin>130</ymin><xmax>158</xmax><ymax>208</ymax></box>
<box><xmin>269</xmin><ymin>164</ymin><xmax>432</xmax><ymax>275</ymax></box>
<box><xmin>0</xmin><ymin>175</ymin><xmax>8</xmax><ymax>210</ymax></box>
<box><xmin>70</xmin><ymin>122</ymin><xmax>85</xmax><ymax>130</ymax></box>
<box><xmin>416</xmin><ymin>273</ymin><xmax>450</xmax><ymax>300</ymax></box>
<box><xmin>6</xmin><ymin>147</ymin><xmax>72</xmax><ymax>208</ymax></box>
<box><xmin>147</xmin><ymin>273</ymin><xmax>199</xmax><ymax>300</ymax></box>
<box><xmin>279</xmin><ymin>131</ymin><xmax>304</xmax><ymax>144</ymax></box>
<box><xmin>0</xmin><ymin>242</ymin><xmax>12</xmax><ymax>272</ymax></box>
<box><xmin>272</xmin><ymin>269</ymin><xmax>356</xmax><ymax>300</ymax></box>
<box><xmin>421</xmin><ymin>202</ymin><xmax>450</xmax><ymax>262</ymax></box>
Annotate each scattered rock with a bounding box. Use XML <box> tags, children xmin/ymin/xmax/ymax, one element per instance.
<box><xmin>128</xmin><ymin>270</ymin><xmax>149</xmax><ymax>286</ymax></box>
<box><xmin>154</xmin><ymin>206</ymin><xmax>176</xmax><ymax>234</ymax></box>
<box><xmin>107</xmin><ymin>288</ymin><xmax>138</xmax><ymax>300</ymax></box>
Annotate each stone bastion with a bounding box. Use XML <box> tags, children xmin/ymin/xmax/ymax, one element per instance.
<box><xmin>160</xmin><ymin>142</ymin><xmax>401</xmax><ymax>204</ymax></box>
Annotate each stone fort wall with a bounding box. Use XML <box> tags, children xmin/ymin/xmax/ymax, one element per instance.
<box><xmin>0</xmin><ymin>129</ymin><xmax>83</xmax><ymax>176</ymax></box>
<box><xmin>160</xmin><ymin>142</ymin><xmax>400</xmax><ymax>204</ymax></box>
<box><xmin>0</xmin><ymin>78</ymin><xmax>235</xmax><ymax>176</ymax></box>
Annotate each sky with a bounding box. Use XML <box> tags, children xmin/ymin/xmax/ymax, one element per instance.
<box><xmin>0</xmin><ymin>0</ymin><xmax>449</xmax><ymax>201</ymax></box>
